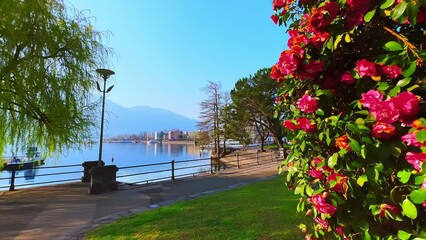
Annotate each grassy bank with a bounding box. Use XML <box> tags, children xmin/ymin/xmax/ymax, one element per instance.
<box><xmin>85</xmin><ymin>177</ymin><xmax>304</xmax><ymax>240</ymax></box>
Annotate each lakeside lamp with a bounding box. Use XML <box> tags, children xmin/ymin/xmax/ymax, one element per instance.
<box><xmin>96</xmin><ymin>68</ymin><xmax>115</xmax><ymax>166</ymax></box>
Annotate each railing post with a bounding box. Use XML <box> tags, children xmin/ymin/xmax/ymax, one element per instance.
<box><xmin>256</xmin><ymin>151</ymin><xmax>259</xmax><ymax>165</ymax></box>
<box><xmin>9</xmin><ymin>170</ymin><xmax>16</xmax><ymax>191</ymax></box>
<box><xmin>171</xmin><ymin>160</ymin><xmax>175</xmax><ymax>181</ymax></box>
<box><xmin>210</xmin><ymin>157</ymin><xmax>214</xmax><ymax>174</ymax></box>
<box><xmin>236</xmin><ymin>153</ymin><xmax>240</xmax><ymax>169</ymax></box>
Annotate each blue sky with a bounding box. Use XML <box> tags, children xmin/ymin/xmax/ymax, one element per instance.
<box><xmin>67</xmin><ymin>0</ymin><xmax>288</xmax><ymax>120</ymax></box>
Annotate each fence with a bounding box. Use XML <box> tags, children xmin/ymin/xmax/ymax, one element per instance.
<box><xmin>0</xmin><ymin>150</ymin><xmax>282</xmax><ymax>191</ymax></box>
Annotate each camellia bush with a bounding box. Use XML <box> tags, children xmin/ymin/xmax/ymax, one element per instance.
<box><xmin>270</xmin><ymin>0</ymin><xmax>426</xmax><ymax>239</ymax></box>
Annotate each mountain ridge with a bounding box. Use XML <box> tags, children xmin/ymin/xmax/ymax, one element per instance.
<box><xmin>102</xmin><ymin>100</ymin><xmax>198</xmax><ymax>137</ymax></box>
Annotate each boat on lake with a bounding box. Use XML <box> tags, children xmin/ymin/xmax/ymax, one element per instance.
<box><xmin>3</xmin><ymin>147</ymin><xmax>45</xmax><ymax>171</ymax></box>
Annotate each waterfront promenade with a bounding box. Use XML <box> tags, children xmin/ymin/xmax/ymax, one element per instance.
<box><xmin>0</xmin><ymin>161</ymin><xmax>280</xmax><ymax>240</ymax></box>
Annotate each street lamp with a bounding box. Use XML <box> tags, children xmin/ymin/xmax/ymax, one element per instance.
<box><xmin>96</xmin><ymin>68</ymin><xmax>115</xmax><ymax>166</ymax></box>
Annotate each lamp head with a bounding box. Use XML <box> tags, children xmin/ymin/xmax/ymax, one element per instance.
<box><xmin>96</xmin><ymin>68</ymin><xmax>115</xmax><ymax>79</ymax></box>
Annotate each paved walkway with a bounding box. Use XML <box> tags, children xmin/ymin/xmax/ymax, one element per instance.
<box><xmin>0</xmin><ymin>161</ymin><xmax>280</xmax><ymax>240</ymax></box>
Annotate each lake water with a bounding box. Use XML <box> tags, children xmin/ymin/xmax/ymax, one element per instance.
<box><xmin>0</xmin><ymin>142</ymin><xmax>211</xmax><ymax>190</ymax></box>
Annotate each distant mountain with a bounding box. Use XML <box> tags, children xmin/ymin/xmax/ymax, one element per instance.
<box><xmin>102</xmin><ymin>100</ymin><xmax>198</xmax><ymax>137</ymax></box>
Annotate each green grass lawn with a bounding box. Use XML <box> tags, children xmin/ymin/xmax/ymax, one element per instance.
<box><xmin>85</xmin><ymin>177</ymin><xmax>304</xmax><ymax>240</ymax></box>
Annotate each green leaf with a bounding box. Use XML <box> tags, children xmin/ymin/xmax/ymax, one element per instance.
<box><xmin>389</xmin><ymin>86</ymin><xmax>401</xmax><ymax>97</ymax></box>
<box><xmin>423</xmin><ymin>161</ymin><xmax>426</xmax><ymax>173</ymax></box>
<box><xmin>402</xmin><ymin>198</ymin><xmax>417</xmax><ymax>219</ymax></box>
<box><xmin>402</xmin><ymin>61</ymin><xmax>417</xmax><ymax>77</ymax></box>
<box><xmin>328</xmin><ymin>153</ymin><xmax>338</xmax><ymax>168</ymax></box>
<box><xmin>364</xmin><ymin>230</ymin><xmax>371</xmax><ymax>240</ymax></box>
<box><xmin>315</xmin><ymin>89</ymin><xmax>334</xmax><ymax>97</ymax></box>
<box><xmin>396</xmin><ymin>77</ymin><xmax>412</xmax><ymax>87</ymax></box>
<box><xmin>357</xmin><ymin>175</ymin><xmax>368</xmax><ymax>187</ymax></box>
<box><xmin>391</xmin><ymin>1</ymin><xmax>407</xmax><ymax>20</ymax></box>
<box><xmin>306</xmin><ymin>185</ymin><xmax>313</xmax><ymax>196</ymax></box>
<box><xmin>364</xmin><ymin>9</ymin><xmax>376</xmax><ymax>22</ymax></box>
<box><xmin>406</xmin><ymin>1</ymin><xmax>419</xmax><ymax>25</ymax></box>
<box><xmin>300</xmin><ymin>141</ymin><xmax>306</xmax><ymax>151</ymax></box>
<box><xmin>415</xmin><ymin>130</ymin><xmax>426</xmax><ymax>143</ymax></box>
<box><xmin>325</xmin><ymin>36</ymin><xmax>334</xmax><ymax>50</ymax></box>
<box><xmin>347</xmin><ymin>123</ymin><xmax>360</xmax><ymax>134</ymax></box>
<box><xmin>397</xmin><ymin>171</ymin><xmax>411</xmax><ymax>184</ymax></box>
<box><xmin>344</xmin><ymin>33</ymin><xmax>351</xmax><ymax>43</ymax></box>
<box><xmin>361</xmin><ymin>145</ymin><xmax>367</xmax><ymax>159</ymax></box>
<box><xmin>334</xmin><ymin>34</ymin><xmax>342</xmax><ymax>49</ymax></box>
<box><xmin>349</xmin><ymin>139</ymin><xmax>361</xmax><ymax>153</ymax></box>
<box><xmin>398</xmin><ymin>230</ymin><xmax>411</xmax><ymax>240</ymax></box>
<box><xmin>378</xmin><ymin>82</ymin><xmax>390</xmax><ymax>91</ymax></box>
<box><xmin>410</xmin><ymin>189</ymin><xmax>426</xmax><ymax>204</ymax></box>
<box><xmin>416</xmin><ymin>175</ymin><xmax>425</xmax><ymax>185</ymax></box>
<box><xmin>381</xmin><ymin>0</ymin><xmax>395</xmax><ymax>9</ymax></box>
<box><xmin>420</xmin><ymin>0</ymin><xmax>426</xmax><ymax>6</ymax></box>
<box><xmin>384</xmin><ymin>41</ymin><xmax>404</xmax><ymax>51</ymax></box>
<box><xmin>355</xmin><ymin>110</ymin><xmax>370</xmax><ymax>116</ymax></box>
<box><xmin>316</xmin><ymin>108</ymin><xmax>324</xmax><ymax>116</ymax></box>
<box><xmin>295</xmin><ymin>184</ymin><xmax>306</xmax><ymax>195</ymax></box>
<box><xmin>407</xmin><ymin>84</ymin><xmax>420</xmax><ymax>92</ymax></box>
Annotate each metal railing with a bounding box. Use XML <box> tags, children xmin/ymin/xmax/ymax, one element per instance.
<box><xmin>0</xmin><ymin>150</ymin><xmax>282</xmax><ymax>191</ymax></box>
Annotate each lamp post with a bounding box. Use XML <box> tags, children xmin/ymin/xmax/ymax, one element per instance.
<box><xmin>96</xmin><ymin>68</ymin><xmax>115</xmax><ymax>166</ymax></box>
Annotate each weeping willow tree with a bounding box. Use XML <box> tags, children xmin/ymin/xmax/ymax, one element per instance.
<box><xmin>0</xmin><ymin>0</ymin><xmax>111</xmax><ymax>159</ymax></box>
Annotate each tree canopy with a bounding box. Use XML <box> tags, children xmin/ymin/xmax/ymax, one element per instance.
<box><xmin>0</xmin><ymin>0</ymin><xmax>111</xmax><ymax>157</ymax></box>
<box><xmin>230</xmin><ymin>68</ymin><xmax>284</xmax><ymax>149</ymax></box>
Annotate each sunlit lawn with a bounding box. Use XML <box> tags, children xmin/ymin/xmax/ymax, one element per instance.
<box><xmin>85</xmin><ymin>176</ymin><xmax>304</xmax><ymax>240</ymax></box>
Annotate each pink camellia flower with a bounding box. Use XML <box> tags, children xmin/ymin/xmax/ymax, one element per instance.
<box><xmin>271</xmin><ymin>14</ymin><xmax>279</xmax><ymax>24</ymax></box>
<box><xmin>283</xmin><ymin>120</ymin><xmax>299</xmax><ymax>131</ymax></box>
<box><xmin>372</xmin><ymin>122</ymin><xmax>396</xmax><ymax>139</ymax></box>
<box><xmin>341</xmin><ymin>71</ymin><xmax>355</xmax><ymax>84</ymax></box>
<box><xmin>345</xmin><ymin>11</ymin><xmax>364</xmax><ymax>30</ymax></box>
<box><xmin>308</xmin><ymin>168</ymin><xmax>325</xmax><ymax>180</ymax></box>
<box><xmin>418</xmin><ymin>7</ymin><xmax>426</xmax><ymax>23</ymax></box>
<box><xmin>270</xmin><ymin>64</ymin><xmax>284</xmax><ymax>82</ymax></box>
<box><xmin>405</xmin><ymin>152</ymin><xmax>426</xmax><ymax>171</ymax></box>
<box><xmin>314</xmin><ymin>217</ymin><xmax>329</xmax><ymax>230</ymax></box>
<box><xmin>335</xmin><ymin>135</ymin><xmax>350</xmax><ymax>150</ymax></box>
<box><xmin>313</xmin><ymin>157</ymin><xmax>324</xmax><ymax>165</ymax></box>
<box><xmin>303</xmin><ymin>59</ymin><xmax>325</xmax><ymax>74</ymax></box>
<box><xmin>273</xmin><ymin>0</ymin><xmax>295</xmax><ymax>10</ymax></box>
<box><xmin>370</xmin><ymin>100</ymin><xmax>400</xmax><ymax>124</ymax></box>
<box><xmin>278</xmin><ymin>51</ymin><xmax>300</xmax><ymax>75</ymax></box>
<box><xmin>287</xmin><ymin>30</ymin><xmax>310</xmax><ymax>49</ymax></box>
<box><xmin>308</xmin><ymin>1</ymin><xmax>339</xmax><ymax>30</ymax></box>
<box><xmin>401</xmin><ymin>131</ymin><xmax>424</xmax><ymax>147</ymax></box>
<box><xmin>356</xmin><ymin>59</ymin><xmax>377</xmax><ymax>77</ymax></box>
<box><xmin>392</xmin><ymin>92</ymin><xmax>420</xmax><ymax>121</ymax></box>
<box><xmin>297</xmin><ymin>117</ymin><xmax>317</xmax><ymax>133</ymax></box>
<box><xmin>311</xmin><ymin>31</ymin><xmax>330</xmax><ymax>48</ymax></box>
<box><xmin>379</xmin><ymin>204</ymin><xmax>399</xmax><ymax>218</ymax></box>
<box><xmin>359</xmin><ymin>90</ymin><xmax>383</xmax><ymax>109</ymax></box>
<box><xmin>290</xmin><ymin>45</ymin><xmax>305</xmax><ymax>59</ymax></box>
<box><xmin>411</xmin><ymin>119</ymin><xmax>426</xmax><ymax>130</ymax></box>
<box><xmin>347</xmin><ymin>0</ymin><xmax>371</xmax><ymax>12</ymax></box>
<box><xmin>327</xmin><ymin>173</ymin><xmax>347</xmax><ymax>193</ymax></box>
<box><xmin>297</xmin><ymin>94</ymin><xmax>318</xmax><ymax>113</ymax></box>
<box><xmin>378</xmin><ymin>64</ymin><xmax>402</xmax><ymax>79</ymax></box>
<box><xmin>309</xmin><ymin>194</ymin><xmax>337</xmax><ymax>216</ymax></box>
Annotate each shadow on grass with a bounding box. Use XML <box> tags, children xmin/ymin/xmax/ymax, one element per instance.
<box><xmin>85</xmin><ymin>176</ymin><xmax>304</xmax><ymax>240</ymax></box>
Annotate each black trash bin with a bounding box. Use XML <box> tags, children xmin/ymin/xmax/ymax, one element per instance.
<box><xmin>88</xmin><ymin>165</ymin><xmax>119</xmax><ymax>194</ymax></box>
<box><xmin>82</xmin><ymin>161</ymin><xmax>105</xmax><ymax>182</ymax></box>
